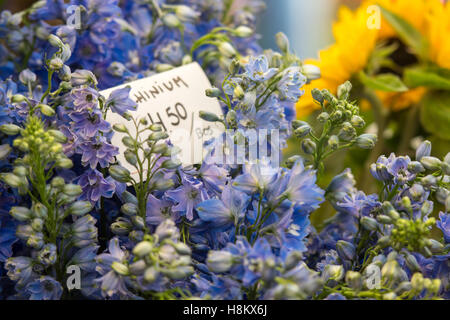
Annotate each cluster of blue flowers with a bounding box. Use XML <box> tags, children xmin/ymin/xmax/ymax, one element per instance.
<box><xmin>0</xmin><ymin>0</ymin><xmax>448</xmax><ymax>300</ymax></box>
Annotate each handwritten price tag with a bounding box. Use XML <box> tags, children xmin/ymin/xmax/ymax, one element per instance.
<box><xmin>100</xmin><ymin>63</ymin><xmax>224</xmax><ymax>179</ymax></box>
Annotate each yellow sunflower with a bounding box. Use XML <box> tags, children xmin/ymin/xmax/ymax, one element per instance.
<box><xmin>296</xmin><ymin>0</ymin><xmax>449</xmax><ymax>117</ymax></box>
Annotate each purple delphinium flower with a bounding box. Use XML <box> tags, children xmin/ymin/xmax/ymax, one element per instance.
<box><xmin>371</xmin><ymin>154</ymin><xmax>415</xmax><ymax>186</ymax></box>
<box><xmin>25</xmin><ymin>276</ymin><xmax>63</xmax><ymax>300</ymax></box>
<box><xmin>196</xmin><ymin>185</ymin><xmax>250</xmax><ymax>229</ymax></box>
<box><xmin>165</xmin><ymin>174</ymin><xmax>209</xmax><ymax>221</ymax></box>
<box><xmin>69</xmin><ymin>110</ymin><xmax>111</xmax><ymax>138</ymax></box>
<box><xmin>146</xmin><ymin>194</ymin><xmax>178</xmax><ymax>226</ymax></box>
<box><xmin>437</xmin><ymin>212</ymin><xmax>450</xmax><ymax>243</ymax></box>
<box><xmin>95</xmin><ymin>237</ymin><xmax>132</xmax><ymax>298</ymax></box>
<box><xmin>105</xmin><ymin>86</ymin><xmax>136</xmax><ymax>116</ymax></box>
<box><xmin>244</xmin><ymin>55</ymin><xmax>278</xmax><ymax>82</ymax></box>
<box><xmin>78</xmin><ymin>169</ymin><xmax>116</xmax><ymax>205</ymax></box>
<box><xmin>277</xmin><ymin>66</ymin><xmax>306</xmax><ymax>101</ymax></box>
<box><xmin>79</xmin><ymin>136</ymin><xmax>118</xmax><ymax>169</ymax></box>
<box><xmin>70</xmin><ymin>87</ymin><xmax>99</xmax><ymax>112</ymax></box>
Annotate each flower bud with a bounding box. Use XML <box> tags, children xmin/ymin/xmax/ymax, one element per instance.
<box><xmin>162</xmin><ymin>266</ymin><xmax>194</xmax><ymax>280</ymax></box>
<box><xmin>11</xmin><ymin>94</ymin><xmax>27</xmax><ymax>103</ymax></box>
<box><xmin>405</xmin><ymin>253</ymin><xmax>420</xmax><ymax>272</ymax></box>
<box><xmin>207</xmin><ymin>251</ymin><xmax>233</xmax><ymax>273</ymax></box>
<box><xmin>411</xmin><ymin>273</ymin><xmax>424</xmax><ymax>292</ymax></box>
<box><xmin>39</xmin><ymin>104</ymin><xmax>55</xmax><ymax>116</ymax></box>
<box><xmin>124</xmin><ymin>149</ymin><xmax>137</xmax><ymax>166</ymax></box>
<box><xmin>205</xmin><ymin>87</ymin><xmax>222</xmax><ymax>98</ymax></box>
<box><xmin>327</xmin><ymin>135</ymin><xmax>339</xmax><ymax>150</ymax></box>
<box><xmin>275</xmin><ymin>32</ymin><xmax>290</xmax><ymax>53</ymax></box>
<box><xmin>408</xmin><ymin>161</ymin><xmax>425</xmax><ymax>174</ymax></box>
<box><xmin>416</xmin><ymin>140</ymin><xmax>431</xmax><ymax>161</ymax></box>
<box><xmin>218</xmin><ymin>42</ymin><xmax>237</xmax><ymax>58</ymax></box>
<box><xmin>199</xmin><ymin>111</ymin><xmax>220</xmax><ymax>122</ymax></box>
<box><xmin>0</xmin><ymin>124</ymin><xmax>21</xmax><ymax>136</ymax></box>
<box><xmin>234</xmin><ymin>25</ymin><xmax>253</xmax><ymax>37</ymax></box>
<box><xmin>149</xmin><ymin>131</ymin><xmax>169</xmax><ymax>141</ymax></box>
<box><xmin>144</xmin><ymin>267</ymin><xmax>159</xmax><ymax>283</ymax></box>
<box><xmin>351</xmin><ymin>115</ymin><xmax>365</xmax><ymax>128</ymax></box>
<box><xmin>69</xmin><ymin>201</ymin><xmax>92</xmax><ymax>216</ymax></box>
<box><xmin>48</xmin><ymin>34</ymin><xmax>63</xmax><ymax>47</ymax></box>
<box><xmin>323</xmin><ymin>265</ymin><xmax>344</xmax><ymax>282</ymax></box>
<box><xmin>302</xmin><ymin>64</ymin><xmax>321</xmax><ymax>82</ymax></box>
<box><xmin>361</xmin><ymin>216</ymin><xmax>378</xmax><ymax>231</ymax></box>
<box><xmin>129</xmin><ymin>260</ymin><xmax>146</xmax><ymax>276</ymax></box>
<box><xmin>162</xmin><ymin>13</ymin><xmax>181</xmax><ymax>28</ymax></box>
<box><xmin>111</xmin><ymin>261</ymin><xmax>129</xmax><ymax>276</ymax></box>
<box><xmin>337</xmin><ymin>81</ymin><xmax>352</xmax><ymax>100</ymax></box>
<box><xmin>49</xmin><ymin>57</ymin><xmax>64</xmax><ymax>70</ymax></box>
<box><xmin>109</xmin><ymin>165</ymin><xmax>131</xmax><ymax>183</ymax></box>
<box><xmin>336</xmin><ymin>240</ymin><xmax>355</xmax><ymax>261</ymax></box>
<box><xmin>1</xmin><ymin>173</ymin><xmax>22</xmax><ymax>188</ymax></box>
<box><xmin>355</xmin><ymin>134</ymin><xmax>377</xmax><ymax>149</ymax></box>
<box><xmin>32</xmin><ymin>202</ymin><xmax>48</xmax><ymax>219</ymax></box>
<box><xmin>161</xmin><ymin>159</ymin><xmax>181</xmax><ymax>170</ymax></box>
<box><xmin>301</xmin><ymin>138</ymin><xmax>316</xmax><ymax>155</ymax></box>
<box><xmin>420</xmin><ymin>156</ymin><xmax>442</xmax><ymax>171</ymax></box>
<box><xmin>311</xmin><ymin>89</ymin><xmax>325</xmax><ymax>104</ymax></box>
<box><xmin>121</xmin><ymin>203</ymin><xmax>138</xmax><ymax>216</ymax></box>
<box><xmin>345</xmin><ymin>271</ymin><xmax>362</xmax><ymax>291</ymax></box>
<box><xmin>377</xmin><ymin>236</ymin><xmax>390</xmax><ymax>248</ymax></box>
<box><xmin>294</xmin><ymin>124</ymin><xmax>311</xmax><ymax>139</ymax></box>
<box><xmin>113</xmin><ymin>124</ymin><xmax>128</xmax><ymax>133</ymax></box>
<box><xmin>0</xmin><ymin>144</ymin><xmax>12</xmax><ymax>160</ymax></box>
<box><xmin>19</xmin><ymin>69</ymin><xmax>37</xmax><ymax>85</ymax></box>
<box><xmin>174</xmin><ymin>5</ymin><xmax>199</xmax><ymax>23</ymax></box>
<box><xmin>55</xmin><ymin>158</ymin><xmax>73</xmax><ymax>169</ymax></box>
<box><xmin>63</xmin><ymin>184</ymin><xmax>82</xmax><ymax>196</ymax></box>
<box><xmin>10</xmin><ymin>206</ymin><xmax>33</xmax><ymax>222</ymax></box>
<box><xmin>111</xmin><ymin>220</ymin><xmax>132</xmax><ymax>236</ymax></box>
<box><xmin>133</xmin><ymin>241</ymin><xmax>153</xmax><ymax>257</ymax></box>
<box><xmin>233</xmin><ymin>85</ymin><xmax>244</xmax><ymax>99</ymax></box>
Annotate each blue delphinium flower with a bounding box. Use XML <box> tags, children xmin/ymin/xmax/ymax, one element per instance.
<box><xmin>437</xmin><ymin>212</ymin><xmax>450</xmax><ymax>243</ymax></box>
<box><xmin>25</xmin><ymin>276</ymin><xmax>63</xmax><ymax>300</ymax></box>
<box><xmin>165</xmin><ymin>173</ymin><xmax>209</xmax><ymax>221</ymax></box>
<box><xmin>277</xmin><ymin>67</ymin><xmax>306</xmax><ymax>101</ymax></box>
<box><xmin>196</xmin><ymin>184</ymin><xmax>249</xmax><ymax>229</ymax></box>
<box><xmin>105</xmin><ymin>86</ymin><xmax>136</xmax><ymax>116</ymax></box>
<box><xmin>78</xmin><ymin>169</ymin><xmax>116</xmax><ymax>206</ymax></box>
<box><xmin>244</xmin><ymin>55</ymin><xmax>278</xmax><ymax>82</ymax></box>
<box><xmin>79</xmin><ymin>136</ymin><xmax>119</xmax><ymax>169</ymax></box>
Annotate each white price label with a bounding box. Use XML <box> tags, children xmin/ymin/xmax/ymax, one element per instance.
<box><xmin>100</xmin><ymin>63</ymin><xmax>224</xmax><ymax>180</ymax></box>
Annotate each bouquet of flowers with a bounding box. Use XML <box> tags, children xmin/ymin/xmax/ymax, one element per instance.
<box><xmin>0</xmin><ymin>0</ymin><xmax>448</xmax><ymax>300</ymax></box>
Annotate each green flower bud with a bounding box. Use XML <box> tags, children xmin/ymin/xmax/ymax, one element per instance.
<box><xmin>133</xmin><ymin>241</ymin><xmax>153</xmax><ymax>257</ymax></box>
<box><xmin>361</xmin><ymin>216</ymin><xmax>378</xmax><ymax>231</ymax></box>
<box><xmin>205</xmin><ymin>87</ymin><xmax>222</xmax><ymax>98</ymax></box>
<box><xmin>161</xmin><ymin>159</ymin><xmax>181</xmax><ymax>170</ymax></box>
<box><xmin>1</xmin><ymin>173</ymin><xmax>22</xmax><ymax>188</ymax></box>
<box><xmin>11</xmin><ymin>94</ymin><xmax>27</xmax><ymax>103</ymax></box>
<box><xmin>31</xmin><ymin>218</ymin><xmax>44</xmax><ymax>232</ymax></box>
<box><xmin>275</xmin><ymin>32</ymin><xmax>290</xmax><ymax>53</ymax></box>
<box><xmin>317</xmin><ymin>112</ymin><xmax>329</xmax><ymax>123</ymax></box>
<box><xmin>38</xmin><ymin>104</ymin><xmax>55</xmax><ymax>116</ymax></box>
<box><xmin>429</xmin><ymin>279</ymin><xmax>441</xmax><ymax>295</ymax></box>
<box><xmin>124</xmin><ymin>149</ymin><xmax>137</xmax><ymax>166</ymax></box>
<box><xmin>49</xmin><ymin>57</ymin><xmax>63</xmax><ymax>70</ymax></box>
<box><xmin>48</xmin><ymin>34</ymin><xmax>63</xmax><ymax>47</ymax></box>
<box><xmin>50</xmin><ymin>177</ymin><xmax>65</xmax><ymax>189</ymax></box>
<box><xmin>408</xmin><ymin>161</ymin><xmax>425</xmax><ymax>174</ymax></box>
<box><xmin>155</xmin><ymin>64</ymin><xmax>174</xmax><ymax>73</ymax></box>
<box><xmin>174</xmin><ymin>242</ymin><xmax>191</xmax><ymax>256</ymax></box>
<box><xmin>303</xmin><ymin>64</ymin><xmax>321</xmax><ymax>82</ymax></box>
<box><xmin>10</xmin><ymin>206</ymin><xmax>33</xmax><ymax>222</ymax></box>
<box><xmin>323</xmin><ymin>265</ymin><xmax>344</xmax><ymax>282</ymax></box>
<box><xmin>122</xmin><ymin>136</ymin><xmax>135</xmax><ymax>148</ymax></box>
<box><xmin>233</xmin><ymin>85</ymin><xmax>245</xmax><ymax>99</ymax></box>
<box><xmin>405</xmin><ymin>253</ymin><xmax>421</xmax><ymax>272</ymax></box>
<box><xmin>121</xmin><ymin>203</ymin><xmax>138</xmax><ymax>216</ymax></box>
<box><xmin>162</xmin><ymin>13</ymin><xmax>181</xmax><ymax>28</ymax></box>
<box><xmin>345</xmin><ymin>271</ymin><xmax>362</xmax><ymax>291</ymax></box>
<box><xmin>48</xmin><ymin>129</ymin><xmax>67</xmax><ymax>143</ymax></box>
<box><xmin>355</xmin><ymin>134</ymin><xmax>377</xmax><ymax>149</ymax></box>
<box><xmin>420</xmin><ymin>156</ymin><xmax>442</xmax><ymax>171</ymax></box>
<box><xmin>351</xmin><ymin>115</ymin><xmax>365</xmax><ymax>128</ymax></box>
<box><xmin>0</xmin><ymin>144</ymin><xmax>12</xmax><ymax>160</ymax></box>
<box><xmin>162</xmin><ymin>266</ymin><xmax>194</xmax><ymax>280</ymax></box>
<box><xmin>207</xmin><ymin>251</ymin><xmax>234</xmax><ymax>273</ymax></box>
<box><xmin>13</xmin><ymin>166</ymin><xmax>27</xmax><ymax>177</ymax></box>
<box><xmin>233</xmin><ymin>25</ymin><xmax>253</xmax><ymax>37</ymax></box>
<box><xmin>113</xmin><ymin>124</ymin><xmax>128</xmax><ymax>133</ymax></box>
<box><xmin>377</xmin><ymin>215</ymin><xmax>392</xmax><ymax>224</ymax></box>
<box><xmin>328</xmin><ymin>135</ymin><xmax>339</xmax><ymax>150</ymax></box>
<box><xmin>63</xmin><ymin>184</ymin><xmax>82</xmax><ymax>196</ymax></box>
<box><xmin>199</xmin><ymin>111</ymin><xmax>220</xmax><ymax>122</ymax></box>
<box><xmin>56</xmin><ymin>157</ymin><xmax>73</xmax><ymax>169</ymax></box>
<box><xmin>337</xmin><ymin>81</ymin><xmax>352</xmax><ymax>100</ymax></box>
<box><xmin>111</xmin><ymin>219</ymin><xmax>132</xmax><ymax>236</ymax></box>
<box><xmin>32</xmin><ymin>202</ymin><xmax>48</xmax><ymax>219</ymax></box>
<box><xmin>381</xmin><ymin>260</ymin><xmax>402</xmax><ymax>284</ymax></box>
<box><xmin>149</xmin><ymin>131</ymin><xmax>169</xmax><ymax>141</ymax></box>
<box><xmin>111</xmin><ymin>261</ymin><xmax>129</xmax><ymax>276</ymax></box>
<box><xmin>109</xmin><ymin>165</ymin><xmax>131</xmax><ymax>183</ymax></box>
<box><xmin>218</xmin><ymin>42</ymin><xmax>237</xmax><ymax>58</ymax></box>
<box><xmin>154</xmin><ymin>178</ymin><xmax>175</xmax><ymax>191</ymax></box>
<box><xmin>131</xmin><ymin>215</ymin><xmax>145</xmax><ymax>230</ymax></box>
<box><xmin>144</xmin><ymin>267</ymin><xmax>159</xmax><ymax>283</ymax></box>
<box><xmin>182</xmin><ymin>55</ymin><xmax>192</xmax><ymax>65</ymax></box>
<box><xmin>411</xmin><ymin>273</ymin><xmax>424</xmax><ymax>292</ymax></box>
<box><xmin>301</xmin><ymin>138</ymin><xmax>316</xmax><ymax>155</ymax></box>
<box><xmin>69</xmin><ymin>201</ymin><xmax>92</xmax><ymax>216</ymax></box>
<box><xmin>129</xmin><ymin>260</ymin><xmax>146</xmax><ymax>276</ymax></box>
<box><xmin>377</xmin><ymin>236</ymin><xmax>390</xmax><ymax>248</ymax></box>
<box><xmin>0</xmin><ymin>124</ymin><xmax>21</xmax><ymax>136</ymax></box>
<box><xmin>311</xmin><ymin>89</ymin><xmax>325</xmax><ymax>104</ymax></box>
<box><xmin>149</xmin><ymin>124</ymin><xmax>163</xmax><ymax>132</ymax></box>
<box><xmin>330</xmin><ymin>110</ymin><xmax>343</xmax><ymax>122</ymax></box>
<box><xmin>382</xmin><ymin>292</ymin><xmax>397</xmax><ymax>300</ymax></box>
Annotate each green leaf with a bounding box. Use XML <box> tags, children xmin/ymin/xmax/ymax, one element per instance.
<box><xmin>379</xmin><ymin>6</ymin><xmax>428</xmax><ymax>59</ymax></box>
<box><xmin>404</xmin><ymin>67</ymin><xmax>450</xmax><ymax>90</ymax></box>
<box><xmin>420</xmin><ymin>91</ymin><xmax>450</xmax><ymax>141</ymax></box>
<box><xmin>359</xmin><ymin>71</ymin><xmax>408</xmax><ymax>92</ymax></box>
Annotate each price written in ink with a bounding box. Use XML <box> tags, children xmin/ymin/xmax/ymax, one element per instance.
<box><xmin>100</xmin><ymin>63</ymin><xmax>224</xmax><ymax>181</ymax></box>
